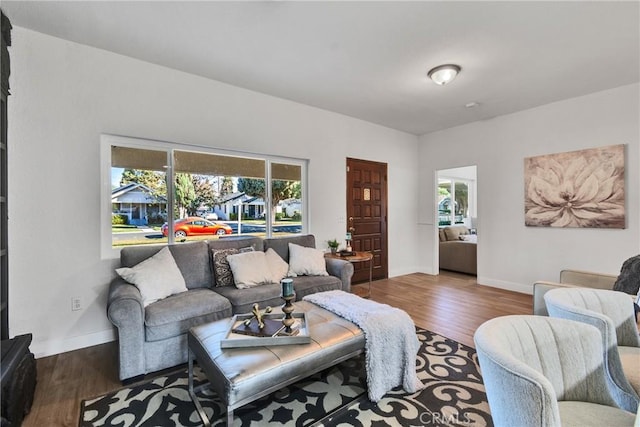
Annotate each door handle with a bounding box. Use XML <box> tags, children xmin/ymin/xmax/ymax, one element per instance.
<box><xmin>348</xmin><ymin>226</ymin><xmax>355</xmax><ymax>233</ymax></box>
<box><xmin>349</xmin><ymin>217</ymin><xmax>354</xmax><ymax>222</ymax></box>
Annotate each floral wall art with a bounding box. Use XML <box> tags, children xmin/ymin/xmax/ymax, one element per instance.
<box><xmin>524</xmin><ymin>144</ymin><xmax>625</xmax><ymax>228</ymax></box>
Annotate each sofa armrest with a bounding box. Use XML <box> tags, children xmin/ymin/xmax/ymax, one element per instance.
<box><xmin>534</xmin><ymin>270</ymin><xmax>618</xmax><ymax>316</ymax></box>
<box><xmin>325</xmin><ymin>258</ymin><xmax>354</xmax><ymax>292</ymax></box>
<box><xmin>107</xmin><ymin>277</ymin><xmax>145</xmax><ymax>380</ymax></box>
<box><xmin>560</xmin><ymin>269</ymin><xmax>617</xmax><ymax>289</ymax></box>
<box><xmin>533</xmin><ymin>281</ymin><xmax>589</xmax><ymax>316</ymax></box>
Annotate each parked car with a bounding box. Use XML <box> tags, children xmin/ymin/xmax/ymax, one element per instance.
<box><xmin>197</xmin><ymin>210</ymin><xmax>219</xmax><ymax>221</ymax></box>
<box><xmin>161</xmin><ymin>217</ymin><xmax>232</xmax><ymax>238</ymax></box>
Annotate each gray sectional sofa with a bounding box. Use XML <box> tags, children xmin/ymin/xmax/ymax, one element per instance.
<box><xmin>107</xmin><ymin>234</ymin><xmax>354</xmax><ymax>381</ymax></box>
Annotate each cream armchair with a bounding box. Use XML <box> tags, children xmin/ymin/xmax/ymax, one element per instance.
<box><xmin>533</xmin><ymin>269</ymin><xmax>617</xmax><ymax>316</ymax></box>
<box><xmin>475</xmin><ymin>315</ymin><xmax>637</xmax><ymax>426</ymax></box>
<box><xmin>544</xmin><ymin>288</ymin><xmax>640</xmax><ymax>413</ymax></box>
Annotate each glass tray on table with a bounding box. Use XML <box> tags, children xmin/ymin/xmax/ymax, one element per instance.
<box><xmin>220</xmin><ymin>312</ymin><xmax>310</xmax><ymax>348</ymax></box>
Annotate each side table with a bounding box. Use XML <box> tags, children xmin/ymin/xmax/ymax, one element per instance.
<box><xmin>325</xmin><ymin>251</ymin><xmax>373</xmax><ymax>298</ymax></box>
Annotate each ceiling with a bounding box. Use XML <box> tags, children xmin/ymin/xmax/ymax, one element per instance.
<box><xmin>2</xmin><ymin>1</ymin><xmax>639</xmax><ymax>135</ymax></box>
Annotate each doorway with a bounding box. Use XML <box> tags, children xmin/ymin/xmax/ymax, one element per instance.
<box><xmin>436</xmin><ymin>166</ymin><xmax>477</xmax><ymax>275</ymax></box>
<box><xmin>346</xmin><ymin>158</ymin><xmax>388</xmax><ymax>282</ymax></box>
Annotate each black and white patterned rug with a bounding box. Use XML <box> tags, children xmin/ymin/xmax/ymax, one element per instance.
<box><xmin>80</xmin><ymin>329</ymin><xmax>491</xmax><ymax>426</ymax></box>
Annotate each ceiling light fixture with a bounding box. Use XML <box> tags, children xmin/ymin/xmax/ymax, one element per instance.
<box><xmin>427</xmin><ymin>64</ymin><xmax>461</xmax><ymax>86</ymax></box>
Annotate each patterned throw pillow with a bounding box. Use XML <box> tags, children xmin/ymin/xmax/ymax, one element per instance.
<box><xmin>212</xmin><ymin>248</ymin><xmax>239</xmax><ymax>287</ymax></box>
<box><xmin>212</xmin><ymin>247</ymin><xmax>255</xmax><ymax>287</ymax></box>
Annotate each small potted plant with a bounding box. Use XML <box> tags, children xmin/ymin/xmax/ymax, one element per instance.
<box><xmin>327</xmin><ymin>239</ymin><xmax>339</xmax><ymax>254</ymax></box>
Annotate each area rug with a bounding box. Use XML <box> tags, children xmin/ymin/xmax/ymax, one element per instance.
<box><xmin>80</xmin><ymin>328</ymin><xmax>492</xmax><ymax>426</ymax></box>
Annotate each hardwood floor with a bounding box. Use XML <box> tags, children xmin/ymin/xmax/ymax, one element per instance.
<box><xmin>22</xmin><ymin>272</ymin><xmax>532</xmax><ymax>427</ymax></box>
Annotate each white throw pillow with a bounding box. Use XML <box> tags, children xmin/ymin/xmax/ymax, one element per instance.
<box><xmin>460</xmin><ymin>234</ymin><xmax>478</xmax><ymax>243</ymax></box>
<box><xmin>265</xmin><ymin>248</ymin><xmax>289</xmax><ymax>283</ymax></box>
<box><xmin>227</xmin><ymin>251</ymin><xmax>273</xmax><ymax>289</ymax></box>
<box><xmin>287</xmin><ymin>243</ymin><xmax>329</xmax><ymax>277</ymax></box>
<box><xmin>116</xmin><ymin>247</ymin><xmax>188</xmax><ymax>307</ymax></box>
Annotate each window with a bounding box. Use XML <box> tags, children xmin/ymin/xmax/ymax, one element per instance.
<box><xmin>101</xmin><ymin>135</ymin><xmax>307</xmax><ymax>258</ymax></box>
<box><xmin>438</xmin><ymin>178</ymin><xmax>473</xmax><ymax>227</ymax></box>
<box><xmin>271</xmin><ymin>162</ymin><xmax>303</xmax><ymax>237</ymax></box>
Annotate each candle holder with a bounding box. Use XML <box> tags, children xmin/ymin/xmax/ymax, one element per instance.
<box><xmin>345</xmin><ymin>232</ymin><xmax>353</xmax><ymax>253</ymax></box>
<box><xmin>281</xmin><ymin>278</ymin><xmax>294</xmax><ymax>298</ymax></box>
<box><xmin>281</xmin><ymin>295</ymin><xmax>297</xmax><ymax>336</ymax></box>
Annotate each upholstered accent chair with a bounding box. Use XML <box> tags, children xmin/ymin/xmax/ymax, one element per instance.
<box><xmin>544</xmin><ymin>288</ymin><xmax>640</xmax><ymax>413</ymax></box>
<box><xmin>474</xmin><ymin>315</ymin><xmax>637</xmax><ymax>426</ymax></box>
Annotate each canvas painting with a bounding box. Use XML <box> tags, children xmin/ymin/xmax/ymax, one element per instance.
<box><xmin>524</xmin><ymin>144</ymin><xmax>625</xmax><ymax>228</ymax></box>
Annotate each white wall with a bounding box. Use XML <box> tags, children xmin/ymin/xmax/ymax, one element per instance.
<box><xmin>418</xmin><ymin>83</ymin><xmax>640</xmax><ymax>292</ymax></box>
<box><xmin>8</xmin><ymin>28</ymin><xmax>420</xmax><ymax>357</ymax></box>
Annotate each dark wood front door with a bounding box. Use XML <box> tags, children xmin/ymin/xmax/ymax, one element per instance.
<box><xmin>346</xmin><ymin>158</ymin><xmax>388</xmax><ymax>283</ymax></box>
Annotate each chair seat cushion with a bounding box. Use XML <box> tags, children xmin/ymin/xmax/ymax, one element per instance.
<box><xmin>144</xmin><ymin>288</ymin><xmax>232</xmax><ymax>342</ymax></box>
<box><xmin>619</xmin><ymin>346</ymin><xmax>640</xmax><ymax>395</ymax></box>
<box><xmin>558</xmin><ymin>401</ymin><xmax>635</xmax><ymax>427</ymax></box>
<box><xmin>558</xmin><ymin>401</ymin><xmax>636</xmax><ymax>427</ymax></box>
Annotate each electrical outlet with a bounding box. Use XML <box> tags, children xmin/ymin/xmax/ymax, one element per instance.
<box><xmin>72</xmin><ymin>297</ymin><xmax>82</xmax><ymax>311</ymax></box>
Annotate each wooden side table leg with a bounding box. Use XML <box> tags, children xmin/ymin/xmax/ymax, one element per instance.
<box><xmin>367</xmin><ymin>257</ymin><xmax>372</xmax><ymax>298</ymax></box>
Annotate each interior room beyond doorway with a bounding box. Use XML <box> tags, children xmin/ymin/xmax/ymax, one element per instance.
<box><xmin>437</xmin><ymin>166</ymin><xmax>478</xmax><ymax>276</ymax></box>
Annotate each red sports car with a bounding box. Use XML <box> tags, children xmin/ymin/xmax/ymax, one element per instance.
<box><xmin>161</xmin><ymin>217</ymin><xmax>233</xmax><ymax>238</ymax></box>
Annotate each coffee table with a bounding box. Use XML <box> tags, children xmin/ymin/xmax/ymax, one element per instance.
<box><xmin>188</xmin><ymin>300</ymin><xmax>365</xmax><ymax>426</ymax></box>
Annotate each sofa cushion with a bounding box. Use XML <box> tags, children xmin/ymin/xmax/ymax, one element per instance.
<box><xmin>213</xmin><ymin>283</ymin><xmax>285</xmax><ymax>314</ymax></box>
<box><xmin>287</xmin><ymin>243</ymin><xmax>328</xmax><ymax>277</ymax></box>
<box><xmin>208</xmin><ymin>236</ymin><xmax>264</xmax><ymax>252</ymax></box>
<box><xmin>439</xmin><ymin>229</ymin><xmax>446</xmax><ymax>242</ymax></box>
<box><xmin>212</xmin><ymin>275</ymin><xmax>342</xmax><ymax>314</ymax></box>
<box><xmin>116</xmin><ymin>246</ymin><xmax>187</xmax><ymax>307</ymax></box>
<box><xmin>290</xmin><ymin>275</ymin><xmax>342</xmax><ymax>299</ymax></box>
<box><xmin>169</xmin><ymin>241</ymin><xmax>214</xmax><ymax>289</ymax></box>
<box><xmin>443</xmin><ymin>225</ymin><xmax>469</xmax><ymax>242</ymax></box>
<box><xmin>263</xmin><ymin>235</ymin><xmax>316</xmax><ymax>263</ymax></box>
<box><xmin>144</xmin><ymin>288</ymin><xmax>232</xmax><ymax>342</ymax></box>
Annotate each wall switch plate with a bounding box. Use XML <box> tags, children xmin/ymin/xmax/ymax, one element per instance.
<box><xmin>72</xmin><ymin>297</ymin><xmax>82</xmax><ymax>311</ymax></box>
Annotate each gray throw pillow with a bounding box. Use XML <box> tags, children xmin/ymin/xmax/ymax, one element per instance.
<box><xmin>613</xmin><ymin>254</ymin><xmax>640</xmax><ymax>295</ymax></box>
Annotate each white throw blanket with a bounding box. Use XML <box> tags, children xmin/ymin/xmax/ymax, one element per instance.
<box><xmin>303</xmin><ymin>290</ymin><xmax>423</xmax><ymax>401</ymax></box>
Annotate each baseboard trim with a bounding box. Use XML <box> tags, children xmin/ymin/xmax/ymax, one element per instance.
<box><xmin>31</xmin><ymin>329</ymin><xmax>116</xmax><ymax>358</ymax></box>
<box><xmin>415</xmin><ymin>267</ymin><xmax>437</xmax><ymax>276</ymax></box>
<box><xmin>389</xmin><ymin>266</ymin><xmax>427</xmax><ymax>277</ymax></box>
<box><xmin>477</xmin><ymin>276</ymin><xmax>532</xmax><ymax>295</ymax></box>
